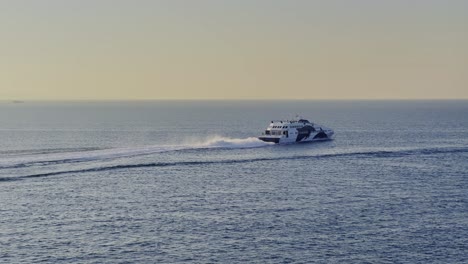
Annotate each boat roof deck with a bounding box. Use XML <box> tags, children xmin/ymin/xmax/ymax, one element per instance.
<box><xmin>271</xmin><ymin>119</ymin><xmax>310</xmax><ymax>124</ymax></box>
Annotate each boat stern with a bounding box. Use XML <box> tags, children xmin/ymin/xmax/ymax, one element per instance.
<box><xmin>258</xmin><ymin>136</ymin><xmax>281</xmax><ymax>144</ymax></box>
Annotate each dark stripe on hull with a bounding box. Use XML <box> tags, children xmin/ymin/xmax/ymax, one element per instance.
<box><xmin>296</xmin><ymin>125</ymin><xmax>315</xmax><ymax>142</ymax></box>
<box><xmin>258</xmin><ymin>137</ymin><xmax>280</xmax><ymax>144</ymax></box>
<box><xmin>312</xmin><ymin>131</ymin><xmax>328</xmax><ymax>139</ymax></box>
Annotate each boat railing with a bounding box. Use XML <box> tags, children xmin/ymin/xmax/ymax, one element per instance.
<box><xmin>271</xmin><ymin>120</ymin><xmax>304</xmax><ymax>124</ymax></box>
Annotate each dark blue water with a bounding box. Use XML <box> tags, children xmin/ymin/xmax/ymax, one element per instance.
<box><xmin>1</xmin><ymin>100</ymin><xmax>467</xmax><ymax>263</ymax></box>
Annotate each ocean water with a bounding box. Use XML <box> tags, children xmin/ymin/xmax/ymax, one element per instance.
<box><xmin>1</xmin><ymin>100</ymin><xmax>467</xmax><ymax>263</ymax></box>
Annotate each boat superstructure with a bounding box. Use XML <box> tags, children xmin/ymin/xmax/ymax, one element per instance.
<box><xmin>258</xmin><ymin>117</ymin><xmax>334</xmax><ymax>144</ymax></box>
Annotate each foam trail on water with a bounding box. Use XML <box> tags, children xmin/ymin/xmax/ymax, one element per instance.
<box><xmin>0</xmin><ymin>136</ymin><xmax>272</xmax><ymax>169</ymax></box>
<box><xmin>190</xmin><ymin>135</ymin><xmax>272</xmax><ymax>149</ymax></box>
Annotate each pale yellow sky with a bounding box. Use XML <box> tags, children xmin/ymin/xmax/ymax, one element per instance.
<box><xmin>1</xmin><ymin>0</ymin><xmax>467</xmax><ymax>100</ymax></box>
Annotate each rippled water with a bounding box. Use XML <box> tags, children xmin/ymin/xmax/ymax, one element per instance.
<box><xmin>1</xmin><ymin>100</ymin><xmax>467</xmax><ymax>263</ymax></box>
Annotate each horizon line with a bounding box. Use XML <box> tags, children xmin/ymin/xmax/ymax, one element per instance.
<box><xmin>2</xmin><ymin>98</ymin><xmax>468</xmax><ymax>102</ymax></box>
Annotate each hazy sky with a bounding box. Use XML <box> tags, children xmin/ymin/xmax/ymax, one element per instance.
<box><xmin>1</xmin><ymin>0</ymin><xmax>467</xmax><ymax>100</ymax></box>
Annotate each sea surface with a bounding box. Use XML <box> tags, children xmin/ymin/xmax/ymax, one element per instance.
<box><xmin>1</xmin><ymin>100</ymin><xmax>467</xmax><ymax>263</ymax></box>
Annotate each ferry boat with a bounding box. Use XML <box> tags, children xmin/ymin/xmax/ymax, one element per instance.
<box><xmin>258</xmin><ymin>117</ymin><xmax>334</xmax><ymax>144</ymax></box>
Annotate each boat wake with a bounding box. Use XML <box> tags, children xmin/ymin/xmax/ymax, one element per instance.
<box><xmin>189</xmin><ymin>135</ymin><xmax>271</xmax><ymax>148</ymax></box>
<box><xmin>0</xmin><ymin>136</ymin><xmax>272</xmax><ymax>169</ymax></box>
<box><xmin>1</xmin><ymin>145</ymin><xmax>467</xmax><ymax>182</ymax></box>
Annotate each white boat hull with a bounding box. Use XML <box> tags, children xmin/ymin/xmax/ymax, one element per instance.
<box><xmin>259</xmin><ymin>129</ymin><xmax>334</xmax><ymax>144</ymax></box>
